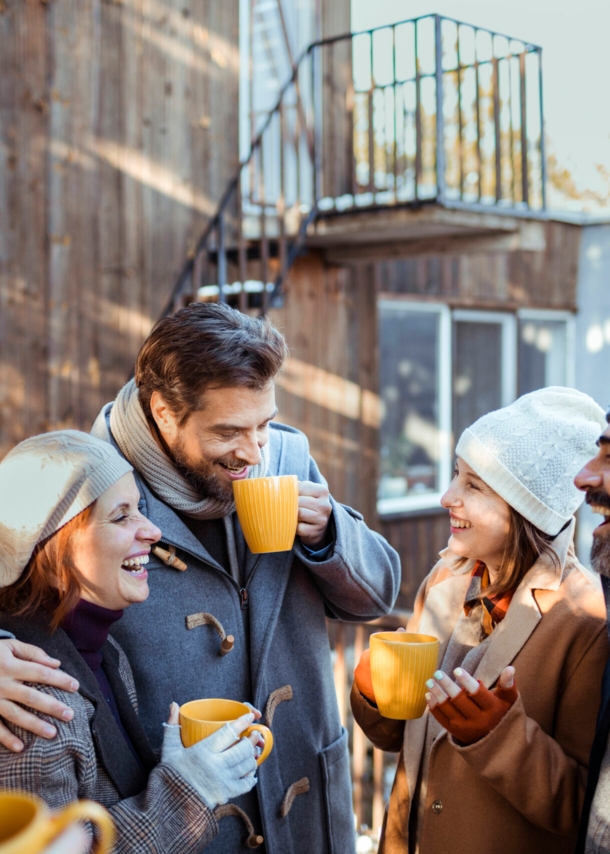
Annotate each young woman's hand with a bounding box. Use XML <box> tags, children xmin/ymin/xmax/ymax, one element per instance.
<box><xmin>426</xmin><ymin>666</ymin><xmax>518</xmax><ymax>745</ymax></box>
<box><xmin>354</xmin><ymin>649</ymin><xmax>376</xmax><ymax>703</ymax></box>
<box><xmin>354</xmin><ymin>627</ymin><xmax>407</xmax><ymax>705</ymax></box>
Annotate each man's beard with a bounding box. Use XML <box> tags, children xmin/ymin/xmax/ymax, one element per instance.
<box><xmin>587</xmin><ymin>490</ymin><xmax>610</xmax><ymax>578</ymax></box>
<box><xmin>170</xmin><ymin>437</ymin><xmax>247</xmax><ymax>502</ymax></box>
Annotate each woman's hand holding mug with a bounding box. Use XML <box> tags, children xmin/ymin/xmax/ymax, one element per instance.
<box><xmin>354</xmin><ymin>649</ymin><xmax>376</xmax><ymax>704</ymax></box>
<box><xmin>354</xmin><ymin>626</ymin><xmax>410</xmax><ymax>705</ymax></box>
<box><xmin>161</xmin><ymin>702</ymin><xmax>265</xmax><ymax>809</ymax></box>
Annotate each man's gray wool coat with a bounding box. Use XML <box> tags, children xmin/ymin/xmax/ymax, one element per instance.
<box><xmin>92</xmin><ymin>411</ymin><xmax>401</xmax><ymax>854</ymax></box>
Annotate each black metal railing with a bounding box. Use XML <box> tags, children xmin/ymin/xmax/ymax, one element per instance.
<box><xmin>162</xmin><ymin>14</ymin><xmax>545</xmax><ymax>317</ymax></box>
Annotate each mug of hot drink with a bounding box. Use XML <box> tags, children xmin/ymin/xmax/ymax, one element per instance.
<box><xmin>0</xmin><ymin>791</ymin><xmax>114</xmax><ymax>854</ymax></box>
<box><xmin>233</xmin><ymin>475</ymin><xmax>299</xmax><ymax>554</ymax></box>
<box><xmin>370</xmin><ymin>632</ymin><xmax>440</xmax><ymax>720</ymax></box>
<box><xmin>179</xmin><ymin>699</ymin><xmax>274</xmax><ymax>765</ymax></box>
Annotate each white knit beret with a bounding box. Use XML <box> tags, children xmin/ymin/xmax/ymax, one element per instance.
<box><xmin>0</xmin><ymin>431</ymin><xmax>133</xmax><ymax>588</ymax></box>
<box><xmin>455</xmin><ymin>387</ymin><xmax>606</xmax><ymax>535</ymax></box>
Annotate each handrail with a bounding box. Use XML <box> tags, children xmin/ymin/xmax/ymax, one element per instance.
<box><xmin>160</xmin><ymin>13</ymin><xmax>545</xmax><ymax>320</ymax></box>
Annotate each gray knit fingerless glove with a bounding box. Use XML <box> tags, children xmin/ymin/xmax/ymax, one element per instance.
<box><xmin>161</xmin><ymin>722</ymin><xmax>258</xmax><ymax>809</ymax></box>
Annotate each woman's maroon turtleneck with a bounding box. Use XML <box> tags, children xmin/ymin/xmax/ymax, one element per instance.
<box><xmin>61</xmin><ymin>598</ymin><xmax>123</xmax><ymax>671</ymax></box>
<box><xmin>62</xmin><ymin>599</ymin><xmax>141</xmax><ymax>765</ymax></box>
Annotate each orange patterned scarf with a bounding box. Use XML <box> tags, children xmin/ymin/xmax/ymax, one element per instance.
<box><xmin>463</xmin><ymin>561</ymin><xmax>515</xmax><ymax>637</ymax></box>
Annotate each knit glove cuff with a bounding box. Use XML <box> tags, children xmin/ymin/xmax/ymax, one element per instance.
<box><xmin>161</xmin><ymin>722</ymin><xmax>258</xmax><ymax>808</ymax></box>
<box><xmin>431</xmin><ymin>679</ymin><xmax>519</xmax><ymax>745</ymax></box>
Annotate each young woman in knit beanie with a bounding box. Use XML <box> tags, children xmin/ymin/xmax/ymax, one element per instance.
<box><xmin>352</xmin><ymin>387</ymin><xmax>609</xmax><ymax>854</ymax></box>
<box><xmin>0</xmin><ymin>430</ymin><xmax>263</xmax><ymax>854</ymax></box>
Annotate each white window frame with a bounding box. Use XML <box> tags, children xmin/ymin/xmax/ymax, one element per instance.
<box><xmin>452</xmin><ymin>310</ymin><xmax>517</xmax><ymax>407</ymax></box>
<box><xmin>517</xmin><ymin>309</ymin><xmax>576</xmax><ymax>389</ymax></box>
<box><xmin>377</xmin><ymin>304</ymin><xmax>575</xmax><ymax>517</ymax></box>
<box><xmin>377</xmin><ymin>301</ymin><xmax>453</xmax><ymax>516</ymax></box>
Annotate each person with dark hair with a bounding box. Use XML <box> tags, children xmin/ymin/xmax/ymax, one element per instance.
<box><xmin>352</xmin><ymin>388</ymin><xmax>609</xmax><ymax>854</ymax></box>
<box><xmin>0</xmin><ymin>304</ymin><xmax>400</xmax><ymax>854</ymax></box>
<box><xmin>0</xmin><ymin>431</ymin><xmax>262</xmax><ymax>854</ymax></box>
<box><xmin>574</xmin><ymin>407</ymin><xmax>610</xmax><ymax>853</ymax></box>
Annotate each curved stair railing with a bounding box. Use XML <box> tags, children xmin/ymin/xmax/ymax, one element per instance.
<box><xmin>161</xmin><ymin>15</ymin><xmax>545</xmax><ymax>319</ymax></box>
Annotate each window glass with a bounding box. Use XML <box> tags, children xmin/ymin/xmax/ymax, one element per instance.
<box><xmin>518</xmin><ymin>319</ymin><xmax>567</xmax><ymax>395</ymax></box>
<box><xmin>453</xmin><ymin>321</ymin><xmax>503</xmax><ymax>443</ymax></box>
<box><xmin>378</xmin><ymin>306</ymin><xmax>442</xmax><ymax>504</ymax></box>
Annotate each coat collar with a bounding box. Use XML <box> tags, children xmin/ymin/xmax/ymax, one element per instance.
<box><xmin>403</xmin><ymin>518</ymin><xmax>577</xmax><ymax>803</ymax></box>
<box><xmin>473</xmin><ymin>517</ymin><xmax>575</xmax><ymax>687</ymax></box>
<box><xmin>0</xmin><ymin>614</ymin><xmax>154</xmax><ymax>798</ymax></box>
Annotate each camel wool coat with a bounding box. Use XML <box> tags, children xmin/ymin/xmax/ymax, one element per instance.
<box><xmin>351</xmin><ymin>520</ymin><xmax>609</xmax><ymax>854</ymax></box>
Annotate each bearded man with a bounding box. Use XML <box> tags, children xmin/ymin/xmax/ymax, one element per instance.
<box><xmin>0</xmin><ymin>303</ymin><xmax>400</xmax><ymax>854</ymax></box>
<box><xmin>575</xmin><ymin>408</ymin><xmax>610</xmax><ymax>854</ymax></box>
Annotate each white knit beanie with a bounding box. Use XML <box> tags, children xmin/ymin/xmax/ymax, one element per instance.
<box><xmin>0</xmin><ymin>430</ymin><xmax>133</xmax><ymax>588</ymax></box>
<box><xmin>455</xmin><ymin>387</ymin><xmax>606</xmax><ymax>535</ymax></box>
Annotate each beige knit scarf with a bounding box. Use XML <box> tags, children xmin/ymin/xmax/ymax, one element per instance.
<box><xmin>109</xmin><ymin>379</ymin><xmax>270</xmax><ymax>521</ymax></box>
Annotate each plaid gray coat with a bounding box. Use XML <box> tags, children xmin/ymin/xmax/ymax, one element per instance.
<box><xmin>0</xmin><ymin>615</ymin><xmax>218</xmax><ymax>854</ymax></box>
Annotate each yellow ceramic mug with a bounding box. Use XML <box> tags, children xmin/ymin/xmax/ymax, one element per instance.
<box><xmin>0</xmin><ymin>791</ymin><xmax>114</xmax><ymax>854</ymax></box>
<box><xmin>179</xmin><ymin>699</ymin><xmax>274</xmax><ymax>765</ymax></box>
<box><xmin>370</xmin><ymin>631</ymin><xmax>440</xmax><ymax>720</ymax></box>
<box><xmin>233</xmin><ymin>475</ymin><xmax>299</xmax><ymax>554</ymax></box>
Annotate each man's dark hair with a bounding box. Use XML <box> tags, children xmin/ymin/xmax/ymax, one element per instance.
<box><xmin>135</xmin><ymin>303</ymin><xmax>289</xmax><ymax>425</ymax></box>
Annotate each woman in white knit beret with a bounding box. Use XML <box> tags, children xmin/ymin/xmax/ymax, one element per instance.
<box><xmin>352</xmin><ymin>387</ymin><xmax>610</xmax><ymax>854</ymax></box>
<box><xmin>0</xmin><ymin>430</ymin><xmax>263</xmax><ymax>854</ymax></box>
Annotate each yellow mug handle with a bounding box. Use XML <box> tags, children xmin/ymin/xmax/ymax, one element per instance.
<box><xmin>243</xmin><ymin>724</ymin><xmax>274</xmax><ymax>766</ymax></box>
<box><xmin>50</xmin><ymin>800</ymin><xmax>115</xmax><ymax>854</ymax></box>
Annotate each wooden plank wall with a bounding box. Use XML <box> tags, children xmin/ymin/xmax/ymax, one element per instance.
<box><xmin>271</xmin><ymin>254</ymin><xmax>378</xmax><ymax>522</ymax></box>
<box><xmin>0</xmin><ymin>0</ymin><xmax>239</xmax><ymax>456</ymax></box>
<box><xmin>271</xmin><ymin>253</ymin><xmax>449</xmax><ymax>608</ymax></box>
<box><xmin>273</xmin><ymin>221</ymin><xmax>582</xmax><ymax>608</ymax></box>
<box><xmin>376</xmin><ymin>221</ymin><xmax>581</xmax><ymax>310</ymax></box>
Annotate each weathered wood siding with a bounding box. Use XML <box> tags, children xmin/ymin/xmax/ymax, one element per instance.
<box><xmin>271</xmin><ymin>255</ymin><xmax>378</xmax><ymax>523</ymax></box>
<box><xmin>273</xmin><ymin>222</ymin><xmax>581</xmax><ymax>608</ymax></box>
<box><xmin>376</xmin><ymin>220</ymin><xmax>581</xmax><ymax>310</ymax></box>
<box><xmin>271</xmin><ymin>253</ymin><xmax>449</xmax><ymax>609</ymax></box>
<box><xmin>0</xmin><ymin>0</ymin><xmax>239</xmax><ymax>456</ymax></box>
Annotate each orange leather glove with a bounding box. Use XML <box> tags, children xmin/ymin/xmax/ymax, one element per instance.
<box><xmin>354</xmin><ymin>648</ymin><xmax>377</xmax><ymax>704</ymax></box>
<box><xmin>430</xmin><ymin>679</ymin><xmax>518</xmax><ymax>745</ymax></box>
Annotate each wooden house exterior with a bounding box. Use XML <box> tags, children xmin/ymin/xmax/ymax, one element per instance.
<box><xmin>271</xmin><ymin>215</ymin><xmax>582</xmax><ymax>608</ymax></box>
<box><xmin>1</xmin><ymin>4</ymin><xmax>563</xmax><ymax>595</ymax></box>
<box><xmin>0</xmin><ymin>2</ymin><xmax>587</xmax><ymax>836</ymax></box>
<box><xmin>0</xmin><ymin>0</ymin><xmax>240</xmax><ymax>456</ymax></box>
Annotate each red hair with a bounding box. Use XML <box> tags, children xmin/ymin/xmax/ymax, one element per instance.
<box><xmin>0</xmin><ymin>505</ymin><xmax>94</xmax><ymax>632</ymax></box>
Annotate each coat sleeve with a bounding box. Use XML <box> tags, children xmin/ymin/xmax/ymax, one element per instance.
<box><xmin>448</xmin><ymin>623</ymin><xmax>609</xmax><ymax>837</ymax></box>
<box><xmin>350</xmin><ymin>682</ymin><xmax>405</xmax><ymax>753</ymax></box>
<box><xmin>292</xmin><ymin>453</ymin><xmax>401</xmax><ymax>620</ymax></box>
<box><xmin>107</xmin><ymin>764</ymin><xmax>218</xmax><ymax>853</ymax></box>
<box><xmin>0</xmin><ymin>686</ymin><xmax>218</xmax><ymax>854</ymax></box>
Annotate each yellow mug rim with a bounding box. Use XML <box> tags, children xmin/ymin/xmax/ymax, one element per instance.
<box><xmin>180</xmin><ymin>698</ymin><xmax>251</xmax><ymax>724</ymax></box>
<box><xmin>233</xmin><ymin>474</ymin><xmax>298</xmax><ymax>488</ymax></box>
<box><xmin>370</xmin><ymin>631</ymin><xmax>439</xmax><ymax>645</ymax></box>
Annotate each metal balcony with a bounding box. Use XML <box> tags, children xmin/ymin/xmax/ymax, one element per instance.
<box><xmin>164</xmin><ymin>14</ymin><xmax>545</xmax><ymax>315</ymax></box>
